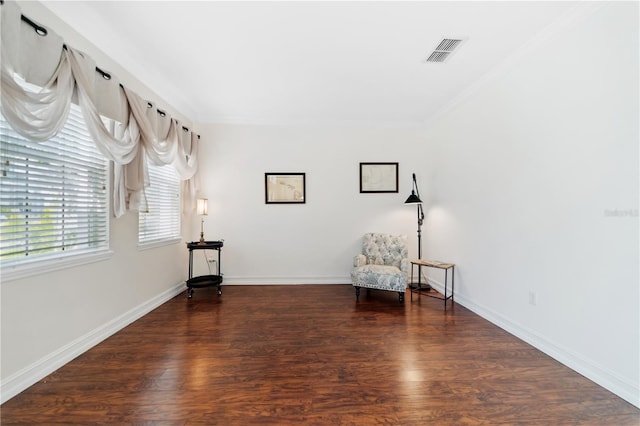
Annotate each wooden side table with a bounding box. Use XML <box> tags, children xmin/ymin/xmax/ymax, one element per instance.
<box><xmin>410</xmin><ymin>259</ymin><xmax>455</xmax><ymax>309</ymax></box>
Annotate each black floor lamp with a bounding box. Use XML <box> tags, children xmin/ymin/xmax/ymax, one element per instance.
<box><xmin>405</xmin><ymin>173</ymin><xmax>430</xmax><ymax>290</ymax></box>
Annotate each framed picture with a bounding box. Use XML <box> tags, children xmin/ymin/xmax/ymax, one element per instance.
<box><xmin>265</xmin><ymin>173</ymin><xmax>306</xmax><ymax>204</ymax></box>
<box><xmin>359</xmin><ymin>162</ymin><xmax>399</xmax><ymax>193</ymax></box>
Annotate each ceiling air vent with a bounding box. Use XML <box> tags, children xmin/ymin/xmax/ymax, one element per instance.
<box><xmin>426</xmin><ymin>38</ymin><xmax>464</xmax><ymax>63</ymax></box>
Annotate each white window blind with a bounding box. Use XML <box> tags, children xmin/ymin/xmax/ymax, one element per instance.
<box><xmin>138</xmin><ymin>162</ymin><xmax>181</xmax><ymax>244</ymax></box>
<box><xmin>0</xmin><ymin>105</ymin><xmax>109</xmax><ymax>267</ymax></box>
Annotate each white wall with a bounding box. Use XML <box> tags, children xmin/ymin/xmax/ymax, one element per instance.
<box><xmin>193</xmin><ymin>123</ymin><xmax>431</xmax><ymax>283</ymax></box>
<box><xmin>421</xmin><ymin>2</ymin><xmax>638</xmax><ymax>406</ymax></box>
<box><xmin>0</xmin><ymin>2</ymin><xmax>196</xmax><ymax>402</ymax></box>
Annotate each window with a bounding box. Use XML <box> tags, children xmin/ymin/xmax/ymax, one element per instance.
<box><xmin>0</xmin><ymin>105</ymin><xmax>109</xmax><ymax>271</ymax></box>
<box><xmin>138</xmin><ymin>162</ymin><xmax>181</xmax><ymax>245</ymax></box>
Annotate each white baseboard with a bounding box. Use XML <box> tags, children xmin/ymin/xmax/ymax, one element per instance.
<box><xmin>222</xmin><ymin>276</ymin><xmax>350</xmax><ymax>285</ymax></box>
<box><xmin>426</xmin><ymin>277</ymin><xmax>639</xmax><ymax>409</ymax></box>
<box><xmin>0</xmin><ymin>282</ymin><xmax>185</xmax><ymax>404</ymax></box>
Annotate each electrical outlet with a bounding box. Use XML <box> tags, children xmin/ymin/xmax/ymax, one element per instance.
<box><xmin>529</xmin><ymin>291</ymin><xmax>537</xmax><ymax>306</ymax></box>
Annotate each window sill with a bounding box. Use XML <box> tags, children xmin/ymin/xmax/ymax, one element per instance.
<box><xmin>137</xmin><ymin>237</ymin><xmax>182</xmax><ymax>251</ymax></box>
<box><xmin>1</xmin><ymin>249</ymin><xmax>114</xmax><ymax>283</ymax></box>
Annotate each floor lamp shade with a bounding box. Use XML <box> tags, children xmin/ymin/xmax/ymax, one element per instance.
<box><xmin>404</xmin><ymin>192</ymin><xmax>422</xmax><ymax>204</ymax></box>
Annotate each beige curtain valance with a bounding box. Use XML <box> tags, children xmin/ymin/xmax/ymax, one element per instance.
<box><xmin>0</xmin><ymin>1</ymin><xmax>200</xmax><ymax>217</ymax></box>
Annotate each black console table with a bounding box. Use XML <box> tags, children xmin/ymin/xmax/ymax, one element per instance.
<box><xmin>186</xmin><ymin>240</ymin><xmax>223</xmax><ymax>298</ymax></box>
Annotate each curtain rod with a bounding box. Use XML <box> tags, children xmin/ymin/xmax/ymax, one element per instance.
<box><xmin>1</xmin><ymin>1</ymin><xmax>200</xmax><ymax>139</ymax></box>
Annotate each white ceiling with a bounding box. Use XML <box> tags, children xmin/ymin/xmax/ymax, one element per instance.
<box><xmin>41</xmin><ymin>1</ymin><xmax>583</xmax><ymax>127</ymax></box>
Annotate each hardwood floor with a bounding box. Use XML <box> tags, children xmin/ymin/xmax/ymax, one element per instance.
<box><xmin>2</xmin><ymin>284</ymin><xmax>638</xmax><ymax>425</ymax></box>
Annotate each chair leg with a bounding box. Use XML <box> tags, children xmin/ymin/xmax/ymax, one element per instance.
<box><xmin>398</xmin><ymin>292</ymin><xmax>404</xmax><ymax>303</ymax></box>
<box><xmin>355</xmin><ymin>286</ymin><xmax>360</xmax><ymax>300</ymax></box>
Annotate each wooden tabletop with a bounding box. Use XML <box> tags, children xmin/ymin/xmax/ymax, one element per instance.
<box><xmin>411</xmin><ymin>259</ymin><xmax>454</xmax><ymax>269</ymax></box>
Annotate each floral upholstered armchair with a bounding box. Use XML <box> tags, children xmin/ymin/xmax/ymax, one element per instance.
<box><xmin>351</xmin><ymin>233</ymin><xmax>408</xmax><ymax>303</ymax></box>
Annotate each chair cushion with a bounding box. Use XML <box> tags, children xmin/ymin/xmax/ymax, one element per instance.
<box><xmin>351</xmin><ymin>264</ymin><xmax>407</xmax><ymax>292</ymax></box>
<box><xmin>362</xmin><ymin>233</ymin><xmax>407</xmax><ymax>270</ymax></box>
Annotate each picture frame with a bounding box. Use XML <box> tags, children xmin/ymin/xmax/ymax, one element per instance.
<box><xmin>359</xmin><ymin>162</ymin><xmax>399</xmax><ymax>193</ymax></box>
<box><xmin>265</xmin><ymin>173</ymin><xmax>306</xmax><ymax>204</ymax></box>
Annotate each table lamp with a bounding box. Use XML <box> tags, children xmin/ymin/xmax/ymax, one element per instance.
<box><xmin>196</xmin><ymin>198</ymin><xmax>208</xmax><ymax>244</ymax></box>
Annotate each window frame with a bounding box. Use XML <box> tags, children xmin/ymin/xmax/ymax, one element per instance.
<box><xmin>137</xmin><ymin>161</ymin><xmax>182</xmax><ymax>249</ymax></box>
<box><xmin>0</xmin><ymin>105</ymin><xmax>112</xmax><ymax>282</ymax></box>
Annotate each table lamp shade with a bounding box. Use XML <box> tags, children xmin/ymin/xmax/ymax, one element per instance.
<box><xmin>196</xmin><ymin>198</ymin><xmax>208</xmax><ymax>216</ymax></box>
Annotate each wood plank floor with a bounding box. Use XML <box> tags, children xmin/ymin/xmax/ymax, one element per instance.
<box><xmin>2</xmin><ymin>284</ymin><xmax>638</xmax><ymax>425</ymax></box>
